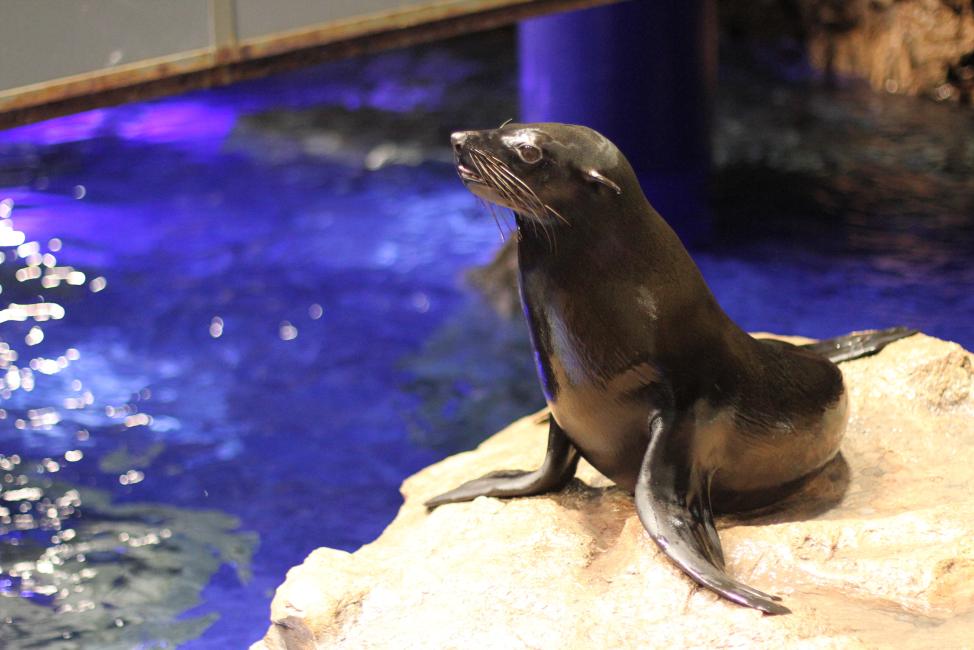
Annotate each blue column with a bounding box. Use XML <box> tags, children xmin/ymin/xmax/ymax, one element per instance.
<box><xmin>519</xmin><ymin>0</ymin><xmax>716</xmax><ymax>243</ymax></box>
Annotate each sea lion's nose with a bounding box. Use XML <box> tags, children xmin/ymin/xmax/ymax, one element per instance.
<box><xmin>451</xmin><ymin>131</ymin><xmax>472</xmax><ymax>156</ymax></box>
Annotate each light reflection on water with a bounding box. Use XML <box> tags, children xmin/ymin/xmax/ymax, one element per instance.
<box><xmin>0</xmin><ymin>204</ymin><xmax>257</xmax><ymax>649</ymax></box>
<box><xmin>1</xmin><ymin>473</ymin><xmax>254</xmax><ymax>649</ymax></box>
<box><xmin>0</xmin><ymin>29</ymin><xmax>520</xmax><ymax>649</ymax></box>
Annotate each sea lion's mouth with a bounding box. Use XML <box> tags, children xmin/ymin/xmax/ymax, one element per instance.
<box><xmin>456</xmin><ymin>162</ymin><xmax>483</xmax><ymax>185</ymax></box>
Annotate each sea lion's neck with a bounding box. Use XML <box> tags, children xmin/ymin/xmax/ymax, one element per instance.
<box><xmin>514</xmin><ymin>199</ymin><xmax>681</xmax><ymax>281</ymax></box>
<box><xmin>515</xmin><ymin>202</ymin><xmax>758</xmax><ymax>402</ymax></box>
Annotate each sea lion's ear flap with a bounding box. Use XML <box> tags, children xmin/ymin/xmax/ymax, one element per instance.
<box><xmin>586</xmin><ymin>169</ymin><xmax>622</xmax><ymax>195</ymax></box>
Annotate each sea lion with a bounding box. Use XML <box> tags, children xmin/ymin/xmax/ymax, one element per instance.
<box><xmin>426</xmin><ymin>122</ymin><xmax>915</xmax><ymax>614</ymax></box>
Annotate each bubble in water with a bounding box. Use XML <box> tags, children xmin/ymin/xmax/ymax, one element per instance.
<box><xmin>25</xmin><ymin>327</ymin><xmax>44</xmax><ymax>346</ymax></box>
<box><xmin>279</xmin><ymin>321</ymin><xmax>298</xmax><ymax>341</ymax></box>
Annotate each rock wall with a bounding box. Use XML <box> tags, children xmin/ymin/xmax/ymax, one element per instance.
<box><xmin>721</xmin><ymin>0</ymin><xmax>974</xmax><ymax>103</ymax></box>
<box><xmin>253</xmin><ymin>334</ymin><xmax>974</xmax><ymax>649</ymax></box>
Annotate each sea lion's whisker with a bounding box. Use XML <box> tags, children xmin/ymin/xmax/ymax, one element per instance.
<box><xmin>469</xmin><ymin>155</ymin><xmax>523</xmax><ymax>241</ymax></box>
<box><xmin>486</xmin><ymin>163</ymin><xmax>538</xmax><ymax>215</ymax></box>
<box><xmin>472</xmin><ymin>151</ymin><xmax>535</xmax><ymax>220</ymax></box>
<box><xmin>481</xmin><ymin>162</ymin><xmax>552</xmax><ymax>249</ymax></box>
<box><xmin>490</xmin><ymin>162</ymin><xmax>548</xmax><ymax>220</ymax></box>
<box><xmin>469</xmin><ymin>151</ymin><xmax>509</xmax><ymax>198</ymax></box>
<box><xmin>473</xmin><ymin>153</ymin><xmax>513</xmax><ymax>196</ymax></box>
<box><xmin>545</xmin><ymin>204</ymin><xmax>571</xmax><ymax>226</ymax></box>
<box><xmin>471</xmin><ymin>152</ymin><xmax>519</xmax><ymax>207</ymax></box>
<box><xmin>543</xmin><ymin>214</ymin><xmax>559</xmax><ymax>253</ymax></box>
<box><xmin>529</xmin><ymin>215</ymin><xmax>555</xmax><ymax>252</ymax></box>
<box><xmin>484</xmin><ymin>160</ymin><xmax>556</xmax><ymax>251</ymax></box>
<box><xmin>479</xmin><ymin>198</ymin><xmax>506</xmax><ymax>241</ymax></box>
<box><xmin>489</xmin><ymin>167</ymin><xmax>533</xmax><ymax>216</ymax></box>
<box><xmin>467</xmin><ymin>147</ymin><xmax>557</xmax><ymax>253</ymax></box>
<box><xmin>499</xmin><ymin>209</ymin><xmax>517</xmax><ymax>240</ymax></box>
<box><xmin>490</xmin><ymin>163</ymin><xmax>532</xmax><ymax>199</ymax></box>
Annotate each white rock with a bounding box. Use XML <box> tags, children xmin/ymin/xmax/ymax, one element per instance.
<box><xmin>254</xmin><ymin>334</ymin><xmax>974</xmax><ymax>649</ymax></box>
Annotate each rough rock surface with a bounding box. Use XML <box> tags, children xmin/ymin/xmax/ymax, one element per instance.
<box><xmin>254</xmin><ymin>334</ymin><xmax>974</xmax><ymax>649</ymax></box>
<box><xmin>803</xmin><ymin>0</ymin><xmax>974</xmax><ymax>100</ymax></box>
<box><xmin>722</xmin><ymin>0</ymin><xmax>974</xmax><ymax>102</ymax></box>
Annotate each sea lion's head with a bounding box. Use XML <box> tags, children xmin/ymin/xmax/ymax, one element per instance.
<box><xmin>451</xmin><ymin>123</ymin><xmax>627</xmax><ymax>225</ymax></box>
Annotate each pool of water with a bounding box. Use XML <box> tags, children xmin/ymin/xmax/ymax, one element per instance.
<box><xmin>1</xmin><ymin>29</ymin><xmax>972</xmax><ymax>649</ymax></box>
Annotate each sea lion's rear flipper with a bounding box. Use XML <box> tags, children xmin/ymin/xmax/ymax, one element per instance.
<box><xmin>635</xmin><ymin>415</ymin><xmax>791</xmax><ymax>615</ymax></box>
<box><xmin>802</xmin><ymin>326</ymin><xmax>918</xmax><ymax>364</ymax></box>
<box><xmin>425</xmin><ymin>418</ymin><xmax>579</xmax><ymax>509</ymax></box>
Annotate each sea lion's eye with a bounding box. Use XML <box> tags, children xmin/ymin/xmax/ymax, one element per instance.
<box><xmin>516</xmin><ymin>144</ymin><xmax>543</xmax><ymax>164</ymax></box>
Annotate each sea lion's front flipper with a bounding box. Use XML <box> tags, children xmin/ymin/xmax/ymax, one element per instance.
<box><xmin>635</xmin><ymin>415</ymin><xmax>791</xmax><ymax>615</ymax></box>
<box><xmin>425</xmin><ymin>418</ymin><xmax>579</xmax><ymax>509</ymax></box>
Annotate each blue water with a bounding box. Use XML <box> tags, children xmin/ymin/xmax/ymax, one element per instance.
<box><xmin>1</xmin><ymin>29</ymin><xmax>972</xmax><ymax>649</ymax></box>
